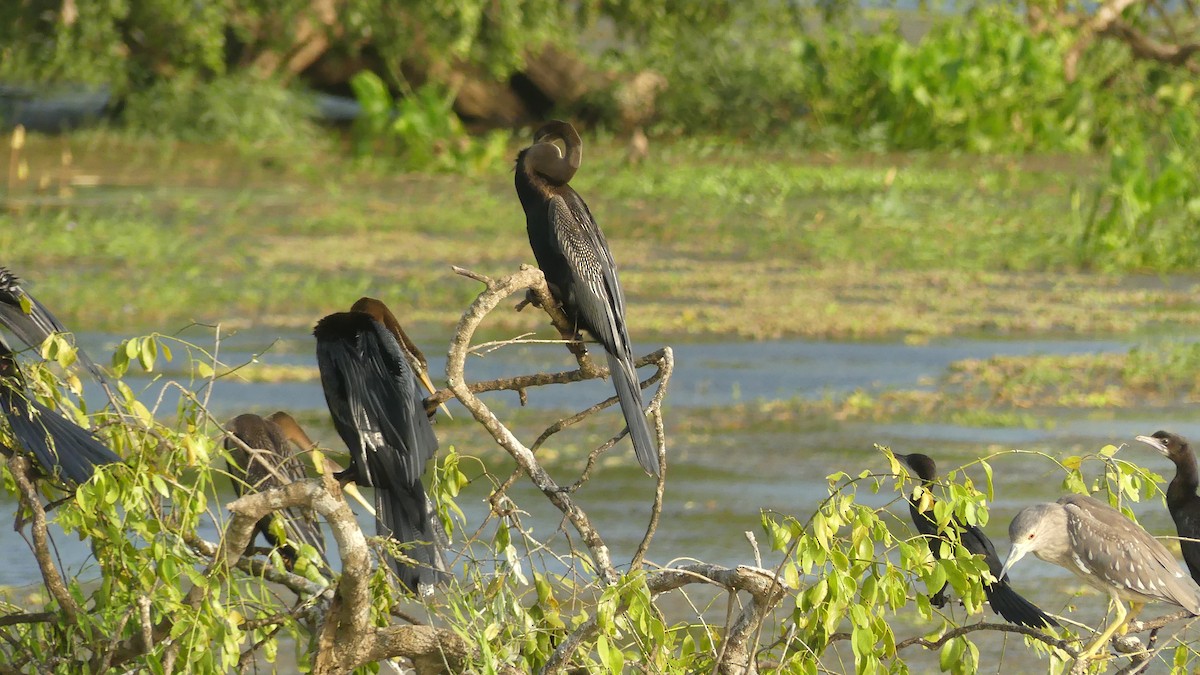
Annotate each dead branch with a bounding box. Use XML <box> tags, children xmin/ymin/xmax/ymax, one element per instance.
<box><xmin>8</xmin><ymin>455</ymin><xmax>80</xmax><ymax>625</ymax></box>
<box><xmin>542</xmin><ymin>564</ymin><xmax>790</xmax><ymax>675</ymax></box>
<box><xmin>447</xmin><ymin>265</ymin><xmax>628</xmax><ymax>584</ymax></box>
<box><xmin>1101</xmin><ymin>18</ymin><xmax>1200</xmax><ymax>69</ymax></box>
<box><xmin>219</xmin><ymin>478</ymin><xmax>482</xmax><ymax>674</ymax></box>
<box><xmin>1046</xmin><ymin>0</ymin><xmax>1200</xmax><ymax>79</ymax></box>
<box><xmin>0</xmin><ymin>612</ymin><xmax>53</xmax><ymax>627</ymax></box>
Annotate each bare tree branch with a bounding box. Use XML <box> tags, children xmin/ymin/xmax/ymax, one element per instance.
<box><xmin>0</xmin><ymin>612</ymin><xmax>53</xmax><ymax>627</ymax></box>
<box><xmin>8</xmin><ymin>455</ymin><xmax>80</xmax><ymax>626</ymax></box>
<box><xmin>446</xmin><ymin>265</ymin><xmax>624</xmax><ymax>585</ymax></box>
<box><xmin>1101</xmin><ymin>18</ymin><xmax>1200</xmax><ymax>69</ymax></box>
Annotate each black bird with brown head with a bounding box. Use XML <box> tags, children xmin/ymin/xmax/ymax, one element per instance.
<box><xmin>313</xmin><ymin>306</ymin><xmax>445</xmax><ymax>593</ymax></box>
<box><xmin>224</xmin><ymin>413</ymin><xmax>326</xmax><ymax>569</ymax></box>
<box><xmin>514</xmin><ymin>120</ymin><xmax>658</xmax><ymax>476</ymax></box>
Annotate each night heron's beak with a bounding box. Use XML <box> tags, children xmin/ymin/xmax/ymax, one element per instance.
<box><xmin>1135</xmin><ymin>434</ymin><xmax>1169</xmax><ymax>456</ymax></box>
<box><xmin>1000</xmin><ymin>543</ymin><xmax>1029</xmax><ymax>580</ymax></box>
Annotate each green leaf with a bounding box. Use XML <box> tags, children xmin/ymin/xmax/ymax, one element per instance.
<box><xmin>596</xmin><ymin>635</ymin><xmax>625</xmax><ymax>674</ymax></box>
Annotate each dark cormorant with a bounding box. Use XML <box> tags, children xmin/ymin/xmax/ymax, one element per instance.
<box><xmin>225</xmin><ymin>413</ymin><xmax>326</xmax><ymax>568</ymax></box>
<box><xmin>897</xmin><ymin>452</ymin><xmax>1057</xmax><ymax>628</ymax></box>
<box><xmin>0</xmin><ymin>267</ymin><xmax>116</xmax><ymax>406</ymax></box>
<box><xmin>514</xmin><ymin>120</ymin><xmax>658</xmax><ymax>476</ymax></box>
<box><xmin>313</xmin><ymin>308</ymin><xmax>445</xmax><ymax>592</ymax></box>
<box><xmin>0</xmin><ymin>334</ymin><xmax>121</xmax><ymax>486</ymax></box>
<box><xmin>1136</xmin><ymin>430</ymin><xmax>1200</xmax><ymax>583</ymax></box>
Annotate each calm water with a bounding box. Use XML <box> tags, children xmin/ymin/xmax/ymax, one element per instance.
<box><xmin>2</xmin><ymin>332</ymin><xmax>1193</xmax><ymax>669</ymax></box>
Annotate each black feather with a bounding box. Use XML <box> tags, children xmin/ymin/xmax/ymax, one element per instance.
<box><xmin>314</xmin><ymin>311</ymin><xmax>444</xmax><ymax>591</ymax></box>
<box><xmin>0</xmin><ymin>339</ymin><xmax>122</xmax><ymax>486</ymax></box>
<box><xmin>515</xmin><ymin>130</ymin><xmax>659</xmax><ymax>476</ymax></box>
<box><xmin>0</xmin><ymin>267</ymin><xmax>117</xmax><ymax>406</ymax></box>
<box><xmin>898</xmin><ymin>453</ymin><xmax>1058</xmax><ymax>629</ymax></box>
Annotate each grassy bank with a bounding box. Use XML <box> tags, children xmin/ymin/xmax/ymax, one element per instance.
<box><xmin>2</xmin><ymin>131</ymin><xmax>1198</xmax><ymax>341</ymax></box>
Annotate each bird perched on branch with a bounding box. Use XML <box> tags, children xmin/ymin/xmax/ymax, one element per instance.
<box><xmin>350</xmin><ymin>297</ymin><xmax>450</xmax><ymax>420</ymax></box>
<box><xmin>224</xmin><ymin>412</ymin><xmax>326</xmax><ymax>569</ymax></box>
<box><xmin>514</xmin><ymin>120</ymin><xmax>659</xmax><ymax>476</ymax></box>
<box><xmin>1136</xmin><ymin>430</ymin><xmax>1200</xmax><ymax>583</ymax></box>
<box><xmin>313</xmin><ymin>301</ymin><xmax>445</xmax><ymax>593</ymax></box>
<box><xmin>0</xmin><ymin>334</ymin><xmax>121</xmax><ymax>487</ymax></box>
<box><xmin>895</xmin><ymin>452</ymin><xmax>1057</xmax><ymax>628</ymax></box>
<box><xmin>1003</xmin><ymin>493</ymin><xmax>1200</xmax><ymax>660</ymax></box>
<box><xmin>0</xmin><ymin>267</ymin><xmax>117</xmax><ymax>408</ymax></box>
<box><xmin>267</xmin><ymin>410</ymin><xmax>375</xmax><ymax>517</ymax></box>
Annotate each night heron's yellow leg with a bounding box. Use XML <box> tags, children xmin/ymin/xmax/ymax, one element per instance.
<box><xmin>1117</xmin><ymin>603</ymin><xmax>1145</xmax><ymax>635</ymax></box>
<box><xmin>1079</xmin><ymin>599</ymin><xmax>1128</xmax><ymax>661</ymax></box>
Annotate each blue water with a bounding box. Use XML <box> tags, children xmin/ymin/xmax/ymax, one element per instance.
<box><xmin>0</xmin><ymin>332</ymin><xmax>1165</xmax><ymax>588</ymax></box>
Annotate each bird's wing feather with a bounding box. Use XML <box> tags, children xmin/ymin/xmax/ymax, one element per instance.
<box><xmin>1061</xmin><ymin>494</ymin><xmax>1200</xmax><ymax>611</ymax></box>
<box><xmin>548</xmin><ymin>194</ymin><xmax>630</xmax><ymax>358</ymax></box>
<box><xmin>1</xmin><ymin>388</ymin><xmax>120</xmax><ymax>485</ymax></box>
<box><xmin>315</xmin><ymin>318</ymin><xmax>436</xmax><ymax>488</ymax></box>
<box><xmin>0</xmin><ymin>269</ymin><xmax>113</xmax><ymax>400</ymax></box>
<box><xmin>0</xmin><ymin>269</ymin><xmax>70</xmax><ymax>349</ymax></box>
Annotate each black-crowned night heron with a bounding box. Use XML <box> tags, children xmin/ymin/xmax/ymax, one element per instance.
<box><xmin>1002</xmin><ymin>493</ymin><xmax>1200</xmax><ymax>660</ymax></box>
<box><xmin>896</xmin><ymin>453</ymin><xmax>1057</xmax><ymax>628</ymax></box>
<box><xmin>1136</xmin><ymin>430</ymin><xmax>1200</xmax><ymax>583</ymax></box>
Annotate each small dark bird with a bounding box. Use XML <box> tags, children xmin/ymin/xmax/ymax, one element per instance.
<box><xmin>0</xmin><ymin>267</ymin><xmax>117</xmax><ymax>407</ymax></box>
<box><xmin>514</xmin><ymin>120</ymin><xmax>658</xmax><ymax>476</ymax></box>
<box><xmin>1136</xmin><ymin>430</ymin><xmax>1200</xmax><ymax>583</ymax></box>
<box><xmin>1003</xmin><ymin>493</ymin><xmax>1200</xmax><ymax>659</ymax></box>
<box><xmin>0</xmin><ymin>334</ymin><xmax>122</xmax><ymax>486</ymax></box>
<box><xmin>896</xmin><ymin>452</ymin><xmax>1057</xmax><ymax>629</ymax></box>
<box><xmin>224</xmin><ymin>413</ymin><xmax>326</xmax><ymax>568</ymax></box>
<box><xmin>314</xmin><ymin>306</ymin><xmax>445</xmax><ymax>593</ymax></box>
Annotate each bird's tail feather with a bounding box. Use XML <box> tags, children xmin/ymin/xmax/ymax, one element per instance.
<box><xmin>4</xmin><ymin>396</ymin><xmax>122</xmax><ymax>485</ymax></box>
<box><xmin>606</xmin><ymin>351</ymin><xmax>659</xmax><ymax>477</ymax></box>
<box><xmin>986</xmin><ymin>580</ymin><xmax>1058</xmax><ymax>629</ymax></box>
<box><xmin>376</xmin><ymin>484</ymin><xmax>447</xmax><ymax>593</ymax></box>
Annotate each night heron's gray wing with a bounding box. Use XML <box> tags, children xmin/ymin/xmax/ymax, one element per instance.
<box><xmin>1059</xmin><ymin>494</ymin><xmax>1200</xmax><ymax>613</ymax></box>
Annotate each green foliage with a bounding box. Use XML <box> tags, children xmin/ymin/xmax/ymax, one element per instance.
<box><xmin>349</xmin><ymin>72</ymin><xmax>509</xmax><ymax>173</ymax></box>
<box><xmin>1072</xmin><ymin>87</ymin><xmax>1200</xmax><ymax>270</ymax></box>
<box><xmin>650</xmin><ymin>5</ymin><xmax>1098</xmax><ymax>152</ymax></box>
<box><xmin>122</xmin><ymin>73</ymin><xmax>322</xmax><ymax>150</ymax></box>
<box><xmin>4</xmin><ymin>344</ymin><xmax>1200</xmax><ymax>671</ymax></box>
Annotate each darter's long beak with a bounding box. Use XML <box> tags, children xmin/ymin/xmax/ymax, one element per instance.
<box><xmin>416</xmin><ymin>366</ymin><xmax>452</xmax><ymax>420</ymax></box>
<box><xmin>1135</xmin><ymin>434</ymin><xmax>1169</xmax><ymax>456</ymax></box>
<box><xmin>311</xmin><ymin>448</ymin><xmax>377</xmax><ymax>517</ymax></box>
